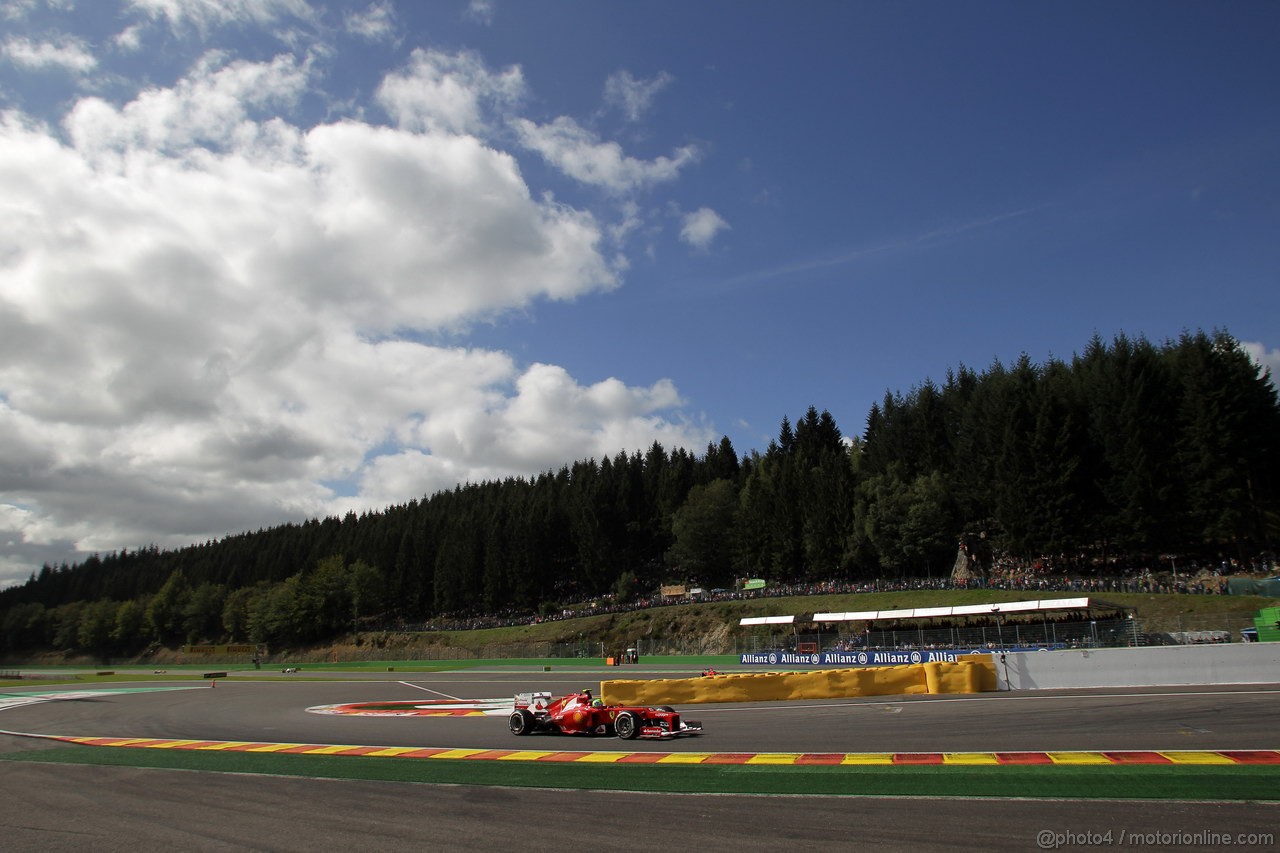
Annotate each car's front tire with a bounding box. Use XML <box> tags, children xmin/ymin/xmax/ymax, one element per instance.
<box><xmin>509</xmin><ymin>709</ymin><xmax>535</xmax><ymax>735</ymax></box>
<box><xmin>615</xmin><ymin>711</ymin><xmax>638</xmax><ymax>739</ymax></box>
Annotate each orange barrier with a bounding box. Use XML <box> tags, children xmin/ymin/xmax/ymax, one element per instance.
<box><xmin>602</xmin><ymin>658</ymin><xmax>996</xmax><ymax>706</ymax></box>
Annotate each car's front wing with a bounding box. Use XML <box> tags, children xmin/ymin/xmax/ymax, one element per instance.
<box><xmin>638</xmin><ymin>721</ymin><xmax>703</xmax><ymax>739</ymax></box>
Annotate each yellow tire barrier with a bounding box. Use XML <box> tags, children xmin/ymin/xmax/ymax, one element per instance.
<box><xmin>602</xmin><ymin>658</ymin><xmax>997</xmax><ymax>706</ymax></box>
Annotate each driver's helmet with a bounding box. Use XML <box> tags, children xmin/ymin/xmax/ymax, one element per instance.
<box><xmin>591</xmin><ymin>698</ymin><xmax>604</xmax><ymax>708</ymax></box>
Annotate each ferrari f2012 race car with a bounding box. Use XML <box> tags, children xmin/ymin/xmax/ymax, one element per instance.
<box><xmin>509</xmin><ymin>690</ymin><xmax>702</xmax><ymax>740</ymax></box>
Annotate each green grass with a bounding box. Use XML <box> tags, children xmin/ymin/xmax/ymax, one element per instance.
<box><xmin>2</xmin><ymin>744</ymin><xmax>1274</xmax><ymax>800</ymax></box>
<box><xmin>0</xmin><ymin>655</ymin><xmax>738</xmax><ymax>687</ymax></box>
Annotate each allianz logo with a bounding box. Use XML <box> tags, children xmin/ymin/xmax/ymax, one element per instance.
<box><xmin>739</xmin><ymin>649</ymin><xmax>970</xmax><ymax>666</ymax></box>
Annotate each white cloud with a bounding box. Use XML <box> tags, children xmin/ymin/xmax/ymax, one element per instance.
<box><xmin>2</xmin><ymin>34</ymin><xmax>97</xmax><ymax>73</ymax></box>
<box><xmin>680</xmin><ymin>206</ymin><xmax>730</xmax><ymax>249</ymax></box>
<box><xmin>125</xmin><ymin>0</ymin><xmax>320</xmax><ymax>36</ymax></box>
<box><xmin>1</xmin><ymin>0</ymin><xmax>44</xmax><ymax>22</ymax></box>
<box><xmin>0</xmin><ymin>47</ymin><xmax>713</xmax><ymax>589</ymax></box>
<box><xmin>514</xmin><ymin>116</ymin><xmax>699</xmax><ymax>194</ymax></box>
<box><xmin>604</xmin><ymin>70</ymin><xmax>673</xmax><ymax>123</ymax></box>
<box><xmin>349</xmin><ymin>366</ymin><xmax>695</xmax><ymax>511</ymax></box>
<box><xmin>464</xmin><ymin>0</ymin><xmax>495</xmax><ymax>26</ymax></box>
<box><xmin>64</xmin><ymin>51</ymin><xmax>309</xmax><ymax>154</ymax></box>
<box><xmin>113</xmin><ymin>24</ymin><xmax>145</xmax><ymax>53</ymax></box>
<box><xmin>1242</xmin><ymin>341</ymin><xmax>1280</xmax><ymax>387</ymax></box>
<box><xmin>2</xmin><ymin>0</ymin><xmax>33</xmax><ymax>22</ymax></box>
<box><xmin>376</xmin><ymin>47</ymin><xmax>524</xmax><ymax>135</ymax></box>
<box><xmin>344</xmin><ymin>0</ymin><xmax>397</xmax><ymax>43</ymax></box>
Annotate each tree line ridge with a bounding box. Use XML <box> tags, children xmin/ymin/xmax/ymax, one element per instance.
<box><xmin>2</xmin><ymin>329</ymin><xmax>1276</xmax><ymax>654</ymax></box>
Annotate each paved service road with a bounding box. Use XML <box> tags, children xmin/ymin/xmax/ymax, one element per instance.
<box><xmin>2</xmin><ymin>673</ymin><xmax>1278</xmax><ymax>852</ymax></box>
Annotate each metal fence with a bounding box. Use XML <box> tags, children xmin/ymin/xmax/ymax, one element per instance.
<box><xmin>735</xmin><ymin>614</ymin><xmax>1257</xmax><ymax>656</ymax></box>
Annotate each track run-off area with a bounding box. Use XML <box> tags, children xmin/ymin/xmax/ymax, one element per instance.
<box><xmin>3</xmin><ymin>666</ymin><xmax>1279</xmax><ymax>851</ymax></box>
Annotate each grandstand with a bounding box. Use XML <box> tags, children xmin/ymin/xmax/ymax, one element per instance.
<box><xmin>741</xmin><ymin>597</ymin><xmax>1140</xmax><ymax>652</ymax></box>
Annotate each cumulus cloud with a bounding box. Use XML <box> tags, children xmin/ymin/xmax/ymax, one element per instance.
<box><xmin>377</xmin><ymin>47</ymin><xmax>524</xmax><ymax>135</ymax></box>
<box><xmin>350</xmin><ymin>366</ymin><xmax>693</xmax><ymax>511</ymax></box>
<box><xmin>113</xmin><ymin>24</ymin><xmax>145</xmax><ymax>53</ymax></box>
<box><xmin>64</xmin><ymin>51</ymin><xmax>310</xmax><ymax>153</ymax></box>
<box><xmin>680</xmin><ymin>206</ymin><xmax>730</xmax><ymax>249</ymax></box>
<box><xmin>1</xmin><ymin>1</ymin><xmax>38</xmax><ymax>21</ymax></box>
<box><xmin>464</xmin><ymin>0</ymin><xmax>495</xmax><ymax>26</ymax></box>
<box><xmin>0</xmin><ymin>47</ymin><xmax>714</xmax><ymax>588</ymax></box>
<box><xmin>1242</xmin><ymin>341</ymin><xmax>1280</xmax><ymax>387</ymax></box>
<box><xmin>514</xmin><ymin>115</ymin><xmax>699</xmax><ymax>194</ymax></box>
<box><xmin>126</xmin><ymin>0</ymin><xmax>320</xmax><ymax>36</ymax></box>
<box><xmin>604</xmin><ymin>70</ymin><xmax>673</xmax><ymax>123</ymax></box>
<box><xmin>2</xmin><ymin>34</ymin><xmax>97</xmax><ymax>73</ymax></box>
<box><xmin>344</xmin><ymin>0</ymin><xmax>397</xmax><ymax>43</ymax></box>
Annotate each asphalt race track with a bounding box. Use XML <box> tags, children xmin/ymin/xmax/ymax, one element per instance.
<box><xmin>3</xmin><ymin>668</ymin><xmax>1279</xmax><ymax>852</ymax></box>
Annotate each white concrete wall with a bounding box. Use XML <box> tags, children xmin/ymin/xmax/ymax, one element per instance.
<box><xmin>996</xmin><ymin>643</ymin><xmax>1280</xmax><ymax>691</ymax></box>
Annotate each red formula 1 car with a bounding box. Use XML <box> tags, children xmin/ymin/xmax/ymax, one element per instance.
<box><xmin>508</xmin><ymin>690</ymin><xmax>702</xmax><ymax>740</ymax></box>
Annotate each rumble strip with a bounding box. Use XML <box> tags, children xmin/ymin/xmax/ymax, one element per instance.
<box><xmin>4</xmin><ymin>730</ymin><xmax>1278</xmax><ymax>766</ymax></box>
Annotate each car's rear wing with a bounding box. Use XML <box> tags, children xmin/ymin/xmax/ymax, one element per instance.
<box><xmin>513</xmin><ymin>691</ymin><xmax>553</xmax><ymax>711</ymax></box>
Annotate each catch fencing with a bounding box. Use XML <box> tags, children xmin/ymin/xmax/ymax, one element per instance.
<box><xmin>741</xmin><ymin>614</ymin><xmax>1257</xmax><ymax>657</ymax></box>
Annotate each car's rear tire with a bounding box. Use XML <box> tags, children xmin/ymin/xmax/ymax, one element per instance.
<box><xmin>660</xmin><ymin>706</ymin><xmax>676</xmax><ymax>713</ymax></box>
<box><xmin>509</xmin><ymin>709</ymin><xmax>535</xmax><ymax>735</ymax></box>
<box><xmin>615</xmin><ymin>711</ymin><xmax>638</xmax><ymax>739</ymax></box>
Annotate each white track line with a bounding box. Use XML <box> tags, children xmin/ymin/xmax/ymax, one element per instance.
<box><xmin>397</xmin><ymin>681</ymin><xmax>463</xmax><ymax>700</ymax></box>
<box><xmin>689</xmin><ymin>687</ymin><xmax>1280</xmax><ymax>715</ymax></box>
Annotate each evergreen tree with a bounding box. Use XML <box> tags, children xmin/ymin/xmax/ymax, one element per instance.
<box><xmin>666</xmin><ymin>479</ymin><xmax>739</xmax><ymax>588</ymax></box>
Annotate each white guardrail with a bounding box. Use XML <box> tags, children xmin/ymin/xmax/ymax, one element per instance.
<box><xmin>995</xmin><ymin>643</ymin><xmax>1280</xmax><ymax>690</ymax></box>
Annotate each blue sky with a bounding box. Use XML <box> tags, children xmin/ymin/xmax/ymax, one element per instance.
<box><xmin>1</xmin><ymin>0</ymin><xmax>1277</xmax><ymax>588</ymax></box>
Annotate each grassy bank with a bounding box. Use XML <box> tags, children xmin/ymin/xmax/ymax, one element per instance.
<box><xmin>321</xmin><ymin>589</ymin><xmax>1272</xmax><ymax>659</ymax></box>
